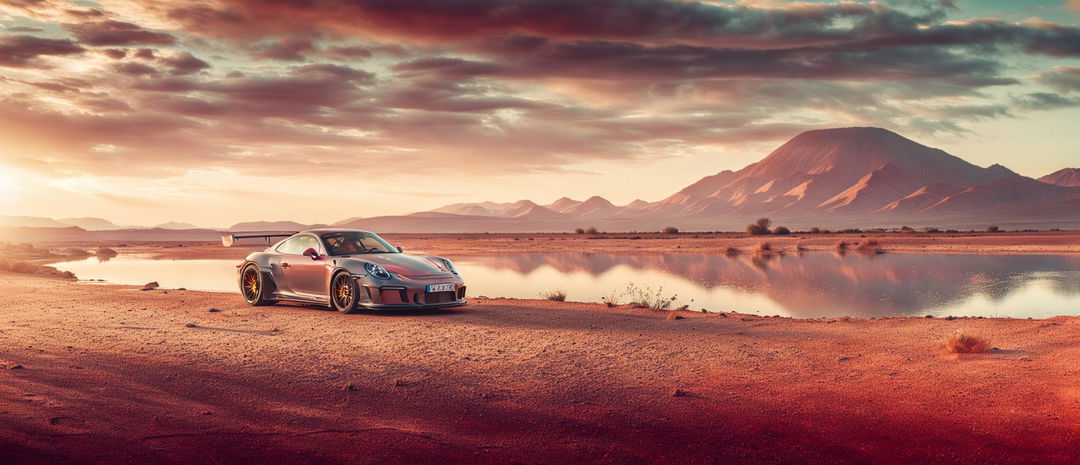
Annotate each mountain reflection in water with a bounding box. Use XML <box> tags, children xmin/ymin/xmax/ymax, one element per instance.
<box><xmin>454</xmin><ymin>253</ymin><xmax>1080</xmax><ymax>318</ymax></box>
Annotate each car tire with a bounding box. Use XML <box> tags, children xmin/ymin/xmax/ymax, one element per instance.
<box><xmin>330</xmin><ymin>272</ymin><xmax>361</xmax><ymax>314</ymax></box>
<box><xmin>240</xmin><ymin>264</ymin><xmax>276</xmax><ymax>306</ymax></box>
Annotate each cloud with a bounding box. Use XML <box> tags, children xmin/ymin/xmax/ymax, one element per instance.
<box><xmin>0</xmin><ymin>34</ymin><xmax>83</xmax><ymax>67</ymax></box>
<box><xmin>159</xmin><ymin>51</ymin><xmax>210</xmax><ymax>75</ymax></box>
<box><xmin>64</xmin><ymin>20</ymin><xmax>174</xmax><ymax>46</ymax></box>
<box><xmin>1035</xmin><ymin>66</ymin><xmax>1080</xmax><ymax>93</ymax></box>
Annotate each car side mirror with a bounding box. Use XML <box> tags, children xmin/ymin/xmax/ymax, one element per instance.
<box><xmin>397</xmin><ymin>246</ymin><xmax>404</xmax><ymax>253</ymax></box>
<box><xmin>303</xmin><ymin>248</ymin><xmax>320</xmax><ymax>260</ymax></box>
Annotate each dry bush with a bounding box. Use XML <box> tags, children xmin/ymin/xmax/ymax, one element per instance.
<box><xmin>939</xmin><ymin>331</ymin><xmax>990</xmax><ymax>354</ymax></box>
<box><xmin>662</xmin><ymin>226</ymin><xmax>680</xmax><ymax>234</ymax></box>
<box><xmin>752</xmin><ymin>242</ymin><xmax>772</xmax><ymax>254</ymax></box>
<box><xmin>855</xmin><ymin>239</ymin><xmax>880</xmax><ymax>252</ymax></box>
<box><xmin>835</xmin><ymin>240</ymin><xmax>849</xmax><ymax>251</ymax></box>
<box><xmin>746</xmin><ymin>217</ymin><xmax>772</xmax><ymax>235</ymax></box>
<box><xmin>624</xmin><ymin>283</ymin><xmax>678</xmax><ymax>310</ymax></box>
<box><xmin>723</xmin><ymin>246</ymin><xmax>740</xmax><ymax>256</ymax></box>
<box><xmin>773</xmin><ymin>226</ymin><xmax>791</xmax><ymax>235</ymax></box>
<box><xmin>539</xmin><ymin>289</ymin><xmax>567</xmax><ymax>302</ymax></box>
<box><xmin>601</xmin><ymin>289</ymin><xmax>622</xmax><ymax>307</ymax></box>
<box><xmin>585</xmin><ymin>226</ymin><xmax>599</xmax><ymax>235</ymax></box>
<box><xmin>95</xmin><ymin>247</ymin><xmax>118</xmax><ymax>256</ymax></box>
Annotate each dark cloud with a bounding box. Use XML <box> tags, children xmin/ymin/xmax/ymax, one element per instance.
<box><xmin>114</xmin><ymin>61</ymin><xmax>158</xmax><ymax>76</ymax></box>
<box><xmin>64</xmin><ymin>20</ymin><xmax>174</xmax><ymax>46</ymax></box>
<box><xmin>160</xmin><ymin>51</ymin><xmax>211</xmax><ymax>75</ymax></box>
<box><xmin>1012</xmin><ymin>92</ymin><xmax>1080</xmax><ymax>110</ymax></box>
<box><xmin>1035</xmin><ymin>66</ymin><xmax>1080</xmax><ymax>93</ymax></box>
<box><xmin>247</xmin><ymin>37</ymin><xmax>316</xmax><ymax>61</ymax></box>
<box><xmin>101</xmin><ymin>48</ymin><xmax>126</xmax><ymax>59</ymax></box>
<box><xmin>0</xmin><ymin>34</ymin><xmax>83</xmax><ymax>67</ymax></box>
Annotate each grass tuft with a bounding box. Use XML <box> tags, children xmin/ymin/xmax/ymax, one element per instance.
<box><xmin>752</xmin><ymin>242</ymin><xmax>772</xmax><ymax>254</ymax></box>
<box><xmin>939</xmin><ymin>331</ymin><xmax>990</xmax><ymax>354</ymax></box>
<box><xmin>539</xmin><ymin>289</ymin><xmax>567</xmax><ymax>302</ymax></box>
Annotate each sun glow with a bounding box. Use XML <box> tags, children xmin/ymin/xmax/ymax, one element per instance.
<box><xmin>0</xmin><ymin>165</ymin><xmax>14</xmax><ymax>199</ymax></box>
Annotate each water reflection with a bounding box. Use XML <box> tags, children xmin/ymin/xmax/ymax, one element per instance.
<box><xmin>455</xmin><ymin>253</ymin><xmax>1080</xmax><ymax>318</ymax></box>
<box><xmin>50</xmin><ymin>253</ymin><xmax>1080</xmax><ymax>319</ymax></box>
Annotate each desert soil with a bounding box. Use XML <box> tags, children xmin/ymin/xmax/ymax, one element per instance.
<box><xmin>52</xmin><ymin>230</ymin><xmax>1080</xmax><ymax>260</ymax></box>
<box><xmin>2</xmin><ymin>269</ymin><xmax>1080</xmax><ymax>464</ymax></box>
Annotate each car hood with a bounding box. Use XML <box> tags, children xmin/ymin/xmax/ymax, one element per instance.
<box><xmin>345</xmin><ymin>253</ymin><xmax>453</xmax><ymax>278</ymax></box>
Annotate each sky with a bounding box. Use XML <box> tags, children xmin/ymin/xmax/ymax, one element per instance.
<box><xmin>0</xmin><ymin>0</ymin><xmax>1078</xmax><ymax>228</ymax></box>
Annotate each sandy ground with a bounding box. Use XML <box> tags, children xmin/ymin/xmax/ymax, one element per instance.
<box><xmin>3</xmin><ymin>269</ymin><xmax>1080</xmax><ymax>464</ymax></box>
<box><xmin>45</xmin><ymin>230</ymin><xmax>1080</xmax><ymax>260</ymax></box>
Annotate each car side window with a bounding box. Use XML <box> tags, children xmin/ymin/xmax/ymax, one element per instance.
<box><xmin>275</xmin><ymin>236</ymin><xmax>303</xmax><ymax>255</ymax></box>
<box><xmin>296</xmin><ymin>235</ymin><xmax>320</xmax><ymax>254</ymax></box>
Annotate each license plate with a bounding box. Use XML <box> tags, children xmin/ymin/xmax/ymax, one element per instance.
<box><xmin>427</xmin><ymin>283</ymin><xmax>455</xmax><ymax>293</ymax></box>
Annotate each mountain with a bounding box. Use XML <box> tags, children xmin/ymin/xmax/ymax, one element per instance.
<box><xmin>153</xmin><ymin>221</ymin><xmax>201</xmax><ymax>230</ymax></box>
<box><xmin>0</xmin><ymin>215</ymin><xmax>72</xmax><ymax>228</ymax></box>
<box><xmin>646</xmin><ymin>127</ymin><xmax>1022</xmax><ymax>217</ymax></box>
<box><xmin>563</xmin><ymin>196</ymin><xmax>619</xmax><ymax>218</ymax></box>
<box><xmin>395</xmin><ymin>127</ymin><xmax>1077</xmax><ymax>231</ymax></box>
<box><xmin>229</xmin><ymin>220</ymin><xmax>316</xmax><ymax>231</ymax></box>
<box><xmin>1039</xmin><ymin>168</ymin><xmax>1080</xmax><ymax>187</ymax></box>
<box><xmin>58</xmin><ymin>217</ymin><xmax>122</xmax><ymax>230</ymax></box>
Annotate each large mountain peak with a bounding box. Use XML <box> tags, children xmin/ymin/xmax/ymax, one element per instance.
<box><xmin>1039</xmin><ymin>168</ymin><xmax>1080</xmax><ymax>187</ymax></box>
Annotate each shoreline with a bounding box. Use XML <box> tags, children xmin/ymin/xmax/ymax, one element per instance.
<box><xmin>27</xmin><ymin>230</ymin><xmax>1080</xmax><ymax>260</ymax></box>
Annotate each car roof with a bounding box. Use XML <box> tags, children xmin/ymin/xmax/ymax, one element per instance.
<box><xmin>300</xmin><ymin>229</ymin><xmax>376</xmax><ymax>236</ymax></box>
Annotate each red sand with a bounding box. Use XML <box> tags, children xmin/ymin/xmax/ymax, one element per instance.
<box><xmin>2</xmin><ymin>270</ymin><xmax>1080</xmax><ymax>464</ymax></box>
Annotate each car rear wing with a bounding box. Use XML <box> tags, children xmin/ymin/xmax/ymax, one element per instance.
<box><xmin>221</xmin><ymin>232</ymin><xmax>297</xmax><ymax>247</ymax></box>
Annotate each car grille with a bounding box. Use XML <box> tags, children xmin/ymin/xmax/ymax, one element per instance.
<box><xmin>426</xmin><ymin>291</ymin><xmax>457</xmax><ymax>304</ymax></box>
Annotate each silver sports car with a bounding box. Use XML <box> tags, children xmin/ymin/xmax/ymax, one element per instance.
<box><xmin>222</xmin><ymin>229</ymin><xmax>466</xmax><ymax>313</ymax></box>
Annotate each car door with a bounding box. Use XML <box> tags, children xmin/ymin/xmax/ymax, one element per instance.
<box><xmin>279</xmin><ymin>235</ymin><xmax>329</xmax><ymax>298</ymax></box>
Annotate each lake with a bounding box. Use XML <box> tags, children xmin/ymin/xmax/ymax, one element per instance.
<box><xmin>51</xmin><ymin>252</ymin><xmax>1080</xmax><ymax>319</ymax></box>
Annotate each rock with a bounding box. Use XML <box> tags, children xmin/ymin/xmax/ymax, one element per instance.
<box><xmin>836</xmin><ymin>356</ymin><xmax>853</xmax><ymax>362</ymax></box>
<box><xmin>208</xmin><ymin>308</ymin><xmax>221</xmax><ymax>313</ymax></box>
<box><xmin>184</xmin><ymin>323</ymin><xmax>197</xmax><ymax>328</ymax></box>
<box><xmin>177</xmin><ymin>288</ymin><xmax>186</xmax><ymax>291</ymax></box>
<box><xmin>393</xmin><ymin>379</ymin><xmax>412</xmax><ymax>387</ymax></box>
<box><xmin>666</xmin><ymin>313</ymin><xmax>685</xmax><ymax>321</ymax></box>
<box><xmin>9</xmin><ymin>364</ymin><xmax>24</xmax><ymax>370</ymax></box>
<box><xmin>672</xmin><ymin>389</ymin><xmax>689</xmax><ymax>397</ymax></box>
<box><xmin>945</xmin><ymin>316</ymin><xmax>957</xmax><ymax>321</ymax></box>
<box><xmin>343</xmin><ymin>383</ymin><xmax>359</xmax><ymax>391</ymax></box>
<box><xmin>143</xmin><ymin>281</ymin><xmax>159</xmax><ymax>289</ymax></box>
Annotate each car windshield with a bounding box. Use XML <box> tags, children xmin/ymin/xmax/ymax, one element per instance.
<box><xmin>321</xmin><ymin>232</ymin><xmax>398</xmax><ymax>255</ymax></box>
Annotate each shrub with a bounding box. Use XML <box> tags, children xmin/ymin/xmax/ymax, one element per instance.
<box><xmin>95</xmin><ymin>247</ymin><xmax>118</xmax><ymax>257</ymax></box>
<box><xmin>746</xmin><ymin>217</ymin><xmax>772</xmax><ymax>235</ymax></box>
<box><xmin>585</xmin><ymin>226</ymin><xmax>599</xmax><ymax>235</ymax></box>
<box><xmin>773</xmin><ymin>226</ymin><xmax>790</xmax><ymax>235</ymax></box>
<box><xmin>601</xmin><ymin>289</ymin><xmax>622</xmax><ymax>307</ymax></box>
<box><xmin>624</xmin><ymin>283</ymin><xmax>678</xmax><ymax>310</ymax></box>
<box><xmin>723</xmin><ymin>246</ymin><xmax>739</xmax><ymax>256</ymax></box>
<box><xmin>835</xmin><ymin>240</ymin><xmax>849</xmax><ymax>251</ymax></box>
<box><xmin>752</xmin><ymin>242</ymin><xmax>772</xmax><ymax>254</ymax></box>
<box><xmin>939</xmin><ymin>331</ymin><xmax>990</xmax><ymax>354</ymax></box>
<box><xmin>809</xmin><ymin>227</ymin><xmax>821</xmax><ymax>234</ymax></box>
<box><xmin>855</xmin><ymin>239</ymin><xmax>880</xmax><ymax>253</ymax></box>
<box><xmin>539</xmin><ymin>289</ymin><xmax>567</xmax><ymax>302</ymax></box>
<box><xmin>662</xmin><ymin>226</ymin><xmax>679</xmax><ymax>234</ymax></box>
<box><xmin>924</xmin><ymin>227</ymin><xmax>940</xmax><ymax>233</ymax></box>
<box><xmin>839</xmin><ymin>228</ymin><xmax>862</xmax><ymax>234</ymax></box>
<box><xmin>986</xmin><ymin>225</ymin><xmax>999</xmax><ymax>232</ymax></box>
<box><xmin>574</xmin><ymin>228</ymin><xmax>585</xmax><ymax>234</ymax></box>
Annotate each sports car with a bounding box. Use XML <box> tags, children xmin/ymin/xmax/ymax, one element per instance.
<box><xmin>222</xmin><ymin>229</ymin><xmax>466</xmax><ymax>313</ymax></box>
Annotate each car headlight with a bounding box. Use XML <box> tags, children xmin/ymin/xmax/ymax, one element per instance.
<box><xmin>364</xmin><ymin>262</ymin><xmax>391</xmax><ymax>279</ymax></box>
<box><xmin>442</xmin><ymin>258</ymin><xmax>458</xmax><ymax>275</ymax></box>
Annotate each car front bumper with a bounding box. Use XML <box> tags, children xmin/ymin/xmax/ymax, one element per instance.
<box><xmin>356</xmin><ymin>274</ymin><xmax>467</xmax><ymax>309</ymax></box>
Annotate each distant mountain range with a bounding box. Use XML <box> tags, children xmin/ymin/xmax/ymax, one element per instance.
<box><xmin>3</xmin><ymin>127</ymin><xmax>1077</xmax><ymax>238</ymax></box>
<box><xmin>335</xmin><ymin>127</ymin><xmax>1078</xmax><ymax>231</ymax></box>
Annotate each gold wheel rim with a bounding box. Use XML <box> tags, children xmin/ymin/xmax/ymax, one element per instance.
<box><xmin>334</xmin><ymin>276</ymin><xmax>352</xmax><ymax>308</ymax></box>
<box><xmin>243</xmin><ymin>269</ymin><xmax>259</xmax><ymax>301</ymax></box>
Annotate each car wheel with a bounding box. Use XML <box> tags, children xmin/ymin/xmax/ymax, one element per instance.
<box><xmin>331</xmin><ymin>272</ymin><xmax>360</xmax><ymax>314</ymax></box>
<box><xmin>240</xmin><ymin>264</ymin><xmax>275</xmax><ymax>306</ymax></box>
